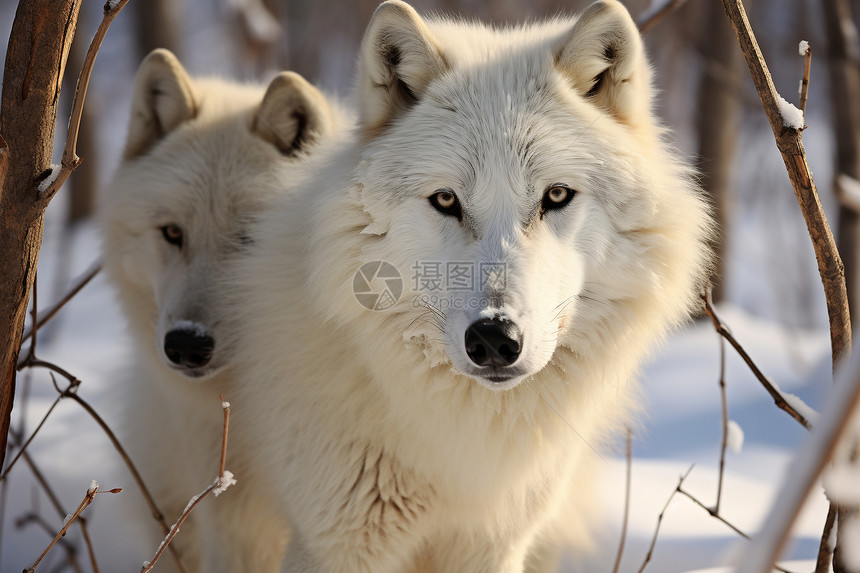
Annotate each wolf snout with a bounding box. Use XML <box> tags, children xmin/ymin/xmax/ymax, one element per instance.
<box><xmin>464</xmin><ymin>318</ymin><xmax>523</xmax><ymax>368</ymax></box>
<box><xmin>163</xmin><ymin>327</ymin><xmax>215</xmax><ymax>369</ymax></box>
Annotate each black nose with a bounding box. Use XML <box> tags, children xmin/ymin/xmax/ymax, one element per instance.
<box><xmin>464</xmin><ymin>318</ymin><xmax>523</xmax><ymax>368</ymax></box>
<box><xmin>164</xmin><ymin>328</ymin><xmax>215</xmax><ymax>369</ymax></box>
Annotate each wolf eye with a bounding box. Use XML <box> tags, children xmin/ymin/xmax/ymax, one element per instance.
<box><xmin>429</xmin><ymin>189</ymin><xmax>462</xmax><ymax>221</ymax></box>
<box><xmin>540</xmin><ymin>184</ymin><xmax>575</xmax><ymax>218</ymax></box>
<box><xmin>161</xmin><ymin>224</ymin><xmax>184</xmax><ymax>248</ymax></box>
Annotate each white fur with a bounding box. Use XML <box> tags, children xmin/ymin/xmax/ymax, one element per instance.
<box><xmin>230</xmin><ymin>1</ymin><xmax>712</xmax><ymax>572</ymax></box>
<box><xmin>101</xmin><ymin>49</ymin><xmax>349</xmax><ymax>572</ymax></box>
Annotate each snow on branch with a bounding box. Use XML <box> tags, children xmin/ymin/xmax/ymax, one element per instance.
<box><xmin>141</xmin><ymin>399</ymin><xmax>234</xmax><ymax>573</ymax></box>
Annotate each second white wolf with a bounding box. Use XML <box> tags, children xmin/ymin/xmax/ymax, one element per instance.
<box><xmin>102</xmin><ymin>49</ymin><xmax>347</xmax><ymax>571</ymax></box>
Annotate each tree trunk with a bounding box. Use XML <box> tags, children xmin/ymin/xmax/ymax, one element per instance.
<box><xmin>0</xmin><ymin>0</ymin><xmax>82</xmax><ymax>468</ymax></box>
<box><xmin>697</xmin><ymin>0</ymin><xmax>743</xmax><ymax>302</ymax></box>
<box><xmin>134</xmin><ymin>0</ymin><xmax>180</xmax><ymax>58</ymax></box>
<box><xmin>826</xmin><ymin>0</ymin><xmax>860</xmax><ymax>328</ymax></box>
<box><xmin>66</xmin><ymin>3</ymin><xmax>97</xmax><ymax>224</ymax></box>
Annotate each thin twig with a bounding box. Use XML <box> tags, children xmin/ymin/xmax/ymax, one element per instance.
<box><xmin>701</xmin><ymin>292</ymin><xmax>812</xmax><ymax>430</ymax></box>
<box><xmin>715</xmin><ymin>304</ymin><xmax>729</xmax><ymax>514</ymax></box>
<box><xmin>678</xmin><ymin>486</ymin><xmax>749</xmax><ymax>539</ymax></box>
<box><xmin>13</xmin><ymin>431</ymin><xmax>89</xmax><ymax>573</ymax></box>
<box><xmin>799</xmin><ymin>42</ymin><xmax>812</xmax><ymax>116</ymax></box>
<box><xmin>15</xmin><ymin>512</ymin><xmax>82</xmax><ymax>573</ymax></box>
<box><xmin>636</xmin><ymin>465</ymin><xmax>693</xmax><ymax>573</ymax></box>
<box><xmin>612</xmin><ymin>428</ymin><xmax>632</xmax><ymax>573</ymax></box>
<box><xmin>637</xmin><ymin>0</ymin><xmax>689</xmax><ymax>34</ymax></box>
<box><xmin>141</xmin><ymin>399</ymin><xmax>234</xmax><ymax>573</ymax></box>
<box><xmin>18</xmin><ymin>261</ymin><xmax>101</xmax><ymax>348</ymax></box>
<box><xmin>24</xmin><ymin>483</ymin><xmax>120</xmax><ymax>573</ymax></box>
<box><xmin>40</xmin><ymin>0</ymin><xmax>132</xmax><ymax>203</ymax></box>
<box><xmin>0</xmin><ymin>392</ymin><xmax>63</xmax><ymax>481</ymax></box>
<box><xmin>17</xmin><ymin>358</ymin><xmax>189</xmax><ymax>573</ymax></box>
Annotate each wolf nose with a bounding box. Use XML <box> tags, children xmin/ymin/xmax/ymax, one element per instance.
<box><xmin>164</xmin><ymin>328</ymin><xmax>215</xmax><ymax>369</ymax></box>
<box><xmin>464</xmin><ymin>318</ymin><xmax>523</xmax><ymax>368</ymax></box>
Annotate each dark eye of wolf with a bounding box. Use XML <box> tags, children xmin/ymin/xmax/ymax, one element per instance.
<box><xmin>161</xmin><ymin>224</ymin><xmax>184</xmax><ymax>248</ymax></box>
<box><xmin>429</xmin><ymin>189</ymin><xmax>463</xmax><ymax>221</ymax></box>
<box><xmin>540</xmin><ymin>184</ymin><xmax>575</xmax><ymax>218</ymax></box>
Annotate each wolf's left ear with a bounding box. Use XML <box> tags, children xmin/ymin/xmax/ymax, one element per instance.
<box><xmin>253</xmin><ymin>72</ymin><xmax>332</xmax><ymax>155</ymax></box>
<box><xmin>555</xmin><ymin>0</ymin><xmax>651</xmax><ymax>125</ymax></box>
<box><xmin>124</xmin><ymin>49</ymin><xmax>197</xmax><ymax>160</ymax></box>
<box><xmin>358</xmin><ymin>0</ymin><xmax>448</xmax><ymax>134</ymax></box>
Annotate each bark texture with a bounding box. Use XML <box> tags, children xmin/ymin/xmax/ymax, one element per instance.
<box><xmin>0</xmin><ymin>0</ymin><xmax>82</xmax><ymax>468</ymax></box>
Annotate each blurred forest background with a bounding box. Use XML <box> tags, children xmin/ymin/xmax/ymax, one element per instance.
<box><xmin>2</xmin><ymin>0</ymin><xmax>860</xmax><ymax>333</ymax></box>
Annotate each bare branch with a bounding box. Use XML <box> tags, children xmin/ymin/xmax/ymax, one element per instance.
<box><xmin>612</xmin><ymin>428</ymin><xmax>632</xmax><ymax>573</ymax></box>
<box><xmin>715</xmin><ymin>315</ymin><xmax>729</xmax><ymax>514</ymax></box>
<box><xmin>24</xmin><ymin>482</ymin><xmax>119</xmax><ymax>573</ymax></box>
<box><xmin>734</xmin><ymin>347</ymin><xmax>860</xmax><ymax>573</ymax></box>
<box><xmin>701</xmin><ymin>293</ymin><xmax>812</xmax><ymax>430</ymax></box>
<box><xmin>141</xmin><ymin>399</ymin><xmax>235</xmax><ymax>573</ymax></box>
<box><xmin>18</xmin><ymin>261</ymin><xmax>102</xmax><ymax>349</ymax></box>
<box><xmin>17</xmin><ymin>358</ymin><xmax>189</xmax><ymax>573</ymax></box>
<box><xmin>636</xmin><ymin>466</ymin><xmax>693</xmax><ymax>573</ymax></box>
<box><xmin>721</xmin><ymin>0</ymin><xmax>851</xmax><ymax>367</ymax></box>
<box><xmin>40</xmin><ymin>0</ymin><xmax>133</xmax><ymax>203</ymax></box>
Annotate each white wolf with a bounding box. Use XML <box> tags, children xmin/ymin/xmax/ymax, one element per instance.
<box><xmin>101</xmin><ymin>49</ymin><xmax>347</xmax><ymax>572</ymax></box>
<box><xmin>231</xmin><ymin>1</ymin><xmax>712</xmax><ymax>571</ymax></box>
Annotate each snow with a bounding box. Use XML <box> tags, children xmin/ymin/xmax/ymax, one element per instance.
<box><xmin>777</xmin><ymin>94</ymin><xmax>805</xmax><ymax>129</ymax></box>
<box><xmin>37</xmin><ymin>164</ymin><xmax>61</xmax><ymax>194</ymax></box>
<box><xmin>87</xmin><ymin>479</ymin><xmax>99</xmax><ymax>495</ymax></box>
<box><xmin>221</xmin><ymin>400</ymin><xmax>231</xmax><ymax>409</ymax></box>
<box><xmin>213</xmin><ymin>471</ymin><xmax>237</xmax><ymax>497</ymax></box>
<box><xmin>726</xmin><ymin>420</ymin><xmax>744</xmax><ymax>453</ymax></box>
<box><xmin>798</xmin><ymin>40</ymin><xmax>810</xmax><ymax>56</ymax></box>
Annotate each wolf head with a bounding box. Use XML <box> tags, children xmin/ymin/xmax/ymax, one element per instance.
<box><xmin>326</xmin><ymin>0</ymin><xmax>711</xmax><ymax>392</ymax></box>
<box><xmin>103</xmin><ymin>49</ymin><xmax>340</xmax><ymax>380</ymax></box>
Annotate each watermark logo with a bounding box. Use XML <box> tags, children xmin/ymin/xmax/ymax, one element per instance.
<box><xmin>353</xmin><ymin>261</ymin><xmax>403</xmax><ymax>311</ymax></box>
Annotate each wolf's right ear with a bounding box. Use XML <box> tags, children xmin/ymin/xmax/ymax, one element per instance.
<box><xmin>124</xmin><ymin>49</ymin><xmax>196</xmax><ymax>160</ymax></box>
<box><xmin>253</xmin><ymin>72</ymin><xmax>332</xmax><ymax>155</ymax></box>
<box><xmin>358</xmin><ymin>0</ymin><xmax>448</xmax><ymax>134</ymax></box>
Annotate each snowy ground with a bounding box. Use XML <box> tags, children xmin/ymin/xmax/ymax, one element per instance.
<box><xmin>0</xmin><ymin>216</ymin><xmax>834</xmax><ymax>572</ymax></box>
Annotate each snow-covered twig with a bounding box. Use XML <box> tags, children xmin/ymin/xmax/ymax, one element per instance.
<box><xmin>798</xmin><ymin>40</ymin><xmax>812</xmax><ymax>116</ymax></box>
<box><xmin>701</xmin><ymin>293</ymin><xmax>812</xmax><ymax>430</ymax></box>
<box><xmin>141</xmin><ymin>400</ymin><xmax>235</xmax><ymax>573</ymax></box>
<box><xmin>637</xmin><ymin>0</ymin><xmax>688</xmax><ymax>34</ymax></box>
<box><xmin>23</xmin><ymin>482</ymin><xmax>120</xmax><ymax>573</ymax></box>
<box><xmin>720</xmin><ymin>0</ymin><xmax>850</xmax><ymax>369</ymax></box>
<box><xmin>611</xmin><ymin>428</ymin><xmax>632</xmax><ymax>573</ymax></box>
<box><xmin>735</xmin><ymin>346</ymin><xmax>860</xmax><ymax>573</ymax></box>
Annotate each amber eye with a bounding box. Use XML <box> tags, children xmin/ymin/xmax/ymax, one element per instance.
<box><xmin>429</xmin><ymin>189</ymin><xmax>462</xmax><ymax>221</ymax></box>
<box><xmin>540</xmin><ymin>184</ymin><xmax>575</xmax><ymax>217</ymax></box>
<box><xmin>161</xmin><ymin>224</ymin><xmax>183</xmax><ymax>248</ymax></box>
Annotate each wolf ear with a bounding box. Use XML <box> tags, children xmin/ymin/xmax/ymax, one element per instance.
<box><xmin>358</xmin><ymin>0</ymin><xmax>448</xmax><ymax>134</ymax></box>
<box><xmin>253</xmin><ymin>71</ymin><xmax>332</xmax><ymax>155</ymax></box>
<box><xmin>555</xmin><ymin>0</ymin><xmax>651</xmax><ymax>125</ymax></box>
<box><xmin>124</xmin><ymin>49</ymin><xmax>197</xmax><ymax>160</ymax></box>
